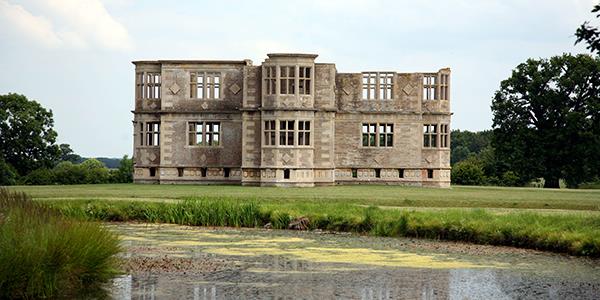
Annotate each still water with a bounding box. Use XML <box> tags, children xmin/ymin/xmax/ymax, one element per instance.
<box><xmin>106</xmin><ymin>223</ymin><xmax>600</xmax><ymax>299</ymax></box>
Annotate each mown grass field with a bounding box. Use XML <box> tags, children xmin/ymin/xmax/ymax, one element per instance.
<box><xmin>7</xmin><ymin>184</ymin><xmax>600</xmax><ymax>257</ymax></box>
<box><xmin>9</xmin><ymin>183</ymin><xmax>600</xmax><ymax>211</ymax></box>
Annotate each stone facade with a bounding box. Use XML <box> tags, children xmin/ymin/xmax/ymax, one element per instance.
<box><xmin>132</xmin><ymin>53</ymin><xmax>451</xmax><ymax>187</ymax></box>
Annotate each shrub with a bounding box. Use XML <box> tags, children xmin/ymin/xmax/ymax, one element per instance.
<box><xmin>500</xmin><ymin>171</ymin><xmax>520</xmax><ymax>186</ymax></box>
<box><xmin>110</xmin><ymin>155</ymin><xmax>133</xmax><ymax>183</ymax></box>
<box><xmin>21</xmin><ymin>168</ymin><xmax>55</xmax><ymax>185</ymax></box>
<box><xmin>80</xmin><ymin>159</ymin><xmax>110</xmax><ymax>184</ymax></box>
<box><xmin>53</xmin><ymin>161</ymin><xmax>86</xmax><ymax>184</ymax></box>
<box><xmin>0</xmin><ymin>159</ymin><xmax>17</xmax><ymax>186</ymax></box>
<box><xmin>0</xmin><ymin>189</ymin><xmax>121</xmax><ymax>298</ymax></box>
<box><xmin>451</xmin><ymin>160</ymin><xmax>486</xmax><ymax>185</ymax></box>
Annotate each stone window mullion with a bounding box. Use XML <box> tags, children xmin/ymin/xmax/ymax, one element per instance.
<box><xmin>275</xmin><ymin>119</ymin><xmax>280</xmax><ymax>146</ymax></box>
<box><xmin>139</xmin><ymin>122</ymin><xmax>144</xmax><ymax>146</ymax></box>
<box><xmin>201</xmin><ymin>72</ymin><xmax>206</xmax><ymax>99</ymax></box>
<box><xmin>295</xmin><ymin>65</ymin><xmax>299</xmax><ymax>97</ymax></box>
<box><xmin>375</xmin><ymin>72</ymin><xmax>380</xmax><ymax>100</ymax></box>
<box><xmin>276</xmin><ymin>67</ymin><xmax>281</xmax><ymax>96</ymax></box>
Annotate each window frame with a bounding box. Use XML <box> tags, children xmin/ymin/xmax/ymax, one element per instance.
<box><xmin>439</xmin><ymin>74</ymin><xmax>450</xmax><ymax>100</ymax></box>
<box><xmin>190</xmin><ymin>72</ymin><xmax>222</xmax><ymax>100</ymax></box>
<box><xmin>297</xmin><ymin>120</ymin><xmax>311</xmax><ymax>146</ymax></box>
<box><xmin>262</xmin><ymin>119</ymin><xmax>312</xmax><ymax>147</ymax></box>
<box><xmin>362</xmin><ymin>123</ymin><xmax>394</xmax><ymax>148</ymax></box>
<box><xmin>422</xmin><ymin>74</ymin><xmax>437</xmax><ymax>101</ymax></box>
<box><xmin>187</xmin><ymin>121</ymin><xmax>221</xmax><ymax>147</ymax></box>
<box><xmin>145</xmin><ymin>122</ymin><xmax>160</xmax><ymax>146</ymax></box>
<box><xmin>279</xmin><ymin>120</ymin><xmax>295</xmax><ymax>146</ymax></box>
<box><xmin>279</xmin><ymin>66</ymin><xmax>296</xmax><ymax>95</ymax></box>
<box><xmin>423</xmin><ymin>124</ymin><xmax>438</xmax><ymax>148</ymax></box>
<box><xmin>263</xmin><ymin>120</ymin><xmax>276</xmax><ymax>146</ymax></box>
<box><xmin>362</xmin><ymin>72</ymin><xmax>394</xmax><ymax>100</ymax></box>
<box><xmin>263</xmin><ymin>66</ymin><xmax>277</xmax><ymax>95</ymax></box>
<box><xmin>136</xmin><ymin>72</ymin><xmax>161</xmax><ymax>100</ymax></box>
<box><xmin>440</xmin><ymin>124</ymin><xmax>449</xmax><ymax>148</ymax></box>
<box><xmin>298</xmin><ymin>66</ymin><xmax>312</xmax><ymax>95</ymax></box>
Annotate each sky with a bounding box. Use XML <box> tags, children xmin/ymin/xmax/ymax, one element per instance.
<box><xmin>0</xmin><ymin>0</ymin><xmax>596</xmax><ymax>157</ymax></box>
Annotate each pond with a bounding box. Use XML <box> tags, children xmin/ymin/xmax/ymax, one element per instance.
<box><xmin>106</xmin><ymin>223</ymin><xmax>600</xmax><ymax>299</ymax></box>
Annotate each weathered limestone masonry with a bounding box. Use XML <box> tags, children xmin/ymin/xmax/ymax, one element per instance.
<box><xmin>132</xmin><ymin>53</ymin><xmax>451</xmax><ymax>187</ymax></box>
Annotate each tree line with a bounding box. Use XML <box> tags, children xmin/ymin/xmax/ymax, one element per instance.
<box><xmin>0</xmin><ymin>93</ymin><xmax>132</xmax><ymax>185</ymax></box>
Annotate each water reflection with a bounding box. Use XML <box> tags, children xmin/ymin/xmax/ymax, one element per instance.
<box><xmin>106</xmin><ymin>224</ymin><xmax>600</xmax><ymax>299</ymax></box>
<box><xmin>109</xmin><ymin>261</ymin><xmax>600</xmax><ymax>299</ymax></box>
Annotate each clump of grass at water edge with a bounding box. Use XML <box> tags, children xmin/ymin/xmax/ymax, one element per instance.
<box><xmin>0</xmin><ymin>188</ymin><xmax>121</xmax><ymax>298</ymax></box>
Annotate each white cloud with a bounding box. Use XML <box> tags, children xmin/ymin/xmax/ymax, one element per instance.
<box><xmin>0</xmin><ymin>0</ymin><xmax>133</xmax><ymax>51</ymax></box>
<box><xmin>0</xmin><ymin>0</ymin><xmax>62</xmax><ymax>47</ymax></box>
<box><xmin>42</xmin><ymin>0</ymin><xmax>133</xmax><ymax>51</ymax></box>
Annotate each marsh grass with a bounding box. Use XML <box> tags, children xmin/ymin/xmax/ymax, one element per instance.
<box><xmin>0</xmin><ymin>189</ymin><xmax>121</xmax><ymax>298</ymax></box>
<box><xmin>50</xmin><ymin>198</ymin><xmax>600</xmax><ymax>257</ymax></box>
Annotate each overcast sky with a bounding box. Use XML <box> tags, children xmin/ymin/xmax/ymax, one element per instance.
<box><xmin>0</xmin><ymin>0</ymin><xmax>596</xmax><ymax>157</ymax></box>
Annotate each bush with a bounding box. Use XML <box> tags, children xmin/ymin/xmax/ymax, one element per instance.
<box><xmin>0</xmin><ymin>189</ymin><xmax>121</xmax><ymax>298</ymax></box>
<box><xmin>20</xmin><ymin>156</ymin><xmax>132</xmax><ymax>185</ymax></box>
<box><xmin>451</xmin><ymin>160</ymin><xmax>486</xmax><ymax>185</ymax></box>
<box><xmin>500</xmin><ymin>171</ymin><xmax>520</xmax><ymax>187</ymax></box>
<box><xmin>0</xmin><ymin>159</ymin><xmax>17</xmax><ymax>186</ymax></box>
<box><xmin>109</xmin><ymin>155</ymin><xmax>133</xmax><ymax>183</ymax></box>
<box><xmin>80</xmin><ymin>159</ymin><xmax>110</xmax><ymax>184</ymax></box>
<box><xmin>53</xmin><ymin>161</ymin><xmax>86</xmax><ymax>184</ymax></box>
<box><xmin>21</xmin><ymin>168</ymin><xmax>55</xmax><ymax>185</ymax></box>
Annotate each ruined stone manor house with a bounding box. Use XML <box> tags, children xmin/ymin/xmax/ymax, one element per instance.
<box><xmin>132</xmin><ymin>53</ymin><xmax>451</xmax><ymax>187</ymax></box>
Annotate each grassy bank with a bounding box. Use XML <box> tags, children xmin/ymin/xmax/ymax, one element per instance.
<box><xmin>49</xmin><ymin>198</ymin><xmax>600</xmax><ymax>257</ymax></box>
<box><xmin>0</xmin><ymin>189</ymin><xmax>121</xmax><ymax>298</ymax></box>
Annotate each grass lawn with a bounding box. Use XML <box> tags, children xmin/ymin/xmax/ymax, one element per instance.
<box><xmin>8</xmin><ymin>183</ymin><xmax>600</xmax><ymax>211</ymax></box>
<box><xmin>6</xmin><ymin>184</ymin><xmax>600</xmax><ymax>257</ymax></box>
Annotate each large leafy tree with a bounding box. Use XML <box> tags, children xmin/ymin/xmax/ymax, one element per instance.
<box><xmin>576</xmin><ymin>4</ymin><xmax>600</xmax><ymax>54</ymax></box>
<box><xmin>59</xmin><ymin>143</ymin><xmax>82</xmax><ymax>163</ymax></box>
<box><xmin>491</xmin><ymin>54</ymin><xmax>600</xmax><ymax>188</ymax></box>
<box><xmin>0</xmin><ymin>93</ymin><xmax>60</xmax><ymax>176</ymax></box>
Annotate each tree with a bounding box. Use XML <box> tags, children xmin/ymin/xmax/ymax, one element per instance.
<box><xmin>451</xmin><ymin>159</ymin><xmax>485</xmax><ymax>185</ymax></box>
<box><xmin>450</xmin><ymin>130</ymin><xmax>493</xmax><ymax>165</ymax></box>
<box><xmin>80</xmin><ymin>158</ymin><xmax>109</xmax><ymax>184</ymax></box>
<box><xmin>491</xmin><ymin>54</ymin><xmax>600</xmax><ymax>188</ymax></box>
<box><xmin>21</xmin><ymin>168</ymin><xmax>55</xmax><ymax>185</ymax></box>
<box><xmin>116</xmin><ymin>155</ymin><xmax>133</xmax><ymax>183</ymax></box>
<box><xmin>0</xmin><ymin>158</ymin><xmax>17</xmax><ymax>186</ymax></box>
<box><xmin>53</xmin><ymin>161</ymin><xmax>86</xmax><ymax>185</ymax></box>
<box><xmin>0</xmin><ymin>93</ymin><xmax>60</xmax><ymax>176</ymax></box>
<box><xmin>58</xmin><ymin>144</ymin><xmax>82</xmax><ymax>164</ymax></box>
<box><xmin>576</xmin><ymin>4</ymin><xmax>600</xmax><ymax>54</ymax></box>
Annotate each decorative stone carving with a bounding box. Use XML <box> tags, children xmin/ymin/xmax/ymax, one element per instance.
<box><xmin>169</xmin><ymin>83</ymin><xmax>181</xmax><ymax>95</ymax></box>
<box><xmin>282</xmin><ymin>153</ymin><xmax>292</xmax><ymax>164</ymax></box>
<box><xmin>229</xmin><ymin>83</ymin><xmax>241</xmax><ymax>95</ymax></box>
<box><xmin>403</xmin><ymin>84</ymin><xmax>414</xmax><ymax>95</ymax></box>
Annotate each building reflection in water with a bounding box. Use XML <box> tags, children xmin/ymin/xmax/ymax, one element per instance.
<box><xmin>109</xmin><ymin>257</ymin><xmax>598</xmax><ymax>300</ymax></box>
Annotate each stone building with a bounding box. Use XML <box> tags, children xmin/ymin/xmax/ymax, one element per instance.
<box><xmin>132</xmin><ymin>53</ymin><xmax>451</xmax><ymax>187</ymax></box>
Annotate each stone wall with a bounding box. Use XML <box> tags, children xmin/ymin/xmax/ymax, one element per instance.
<box><xmin>132</xmin><ymin>55</ymin><xmax>451</xmax><ymax>187</ymax></box>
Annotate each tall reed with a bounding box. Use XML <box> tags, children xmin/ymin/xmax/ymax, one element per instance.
<box><xmin>51</xmin><ymin>198</ymin><xmax>600</xmax><ymax>257</ymax></box>
<box><xmin>0</xmin><ymin>189</ymin><xmax>121</xmax><ymax>298</ymax></box>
